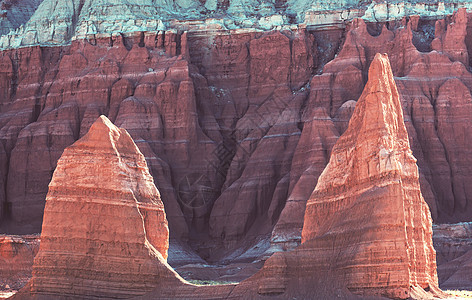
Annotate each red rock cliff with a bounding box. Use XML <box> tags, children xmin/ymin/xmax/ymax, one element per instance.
<box><xmin>8</xmin><ymin>69</ymin><xmax>445</xmax><ymax>297</ymax></box>
<box><xmin>210</xmin><ymin>53</ymin><xmax>444</xmax><ymax>300</ymax></box>
<box><xmin>1</xmin><ymin>12</ymin><xmax>472</xmax><ymax>262</ymax></box>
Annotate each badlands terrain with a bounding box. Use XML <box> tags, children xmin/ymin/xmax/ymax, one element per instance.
<box><xmin>0</xmin><ymin>0</ymin><xmax>472</xmax><ymax>299</ymax></box>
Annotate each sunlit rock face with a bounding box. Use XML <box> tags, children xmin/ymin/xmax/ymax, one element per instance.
<box><xmin>300</xmin><ymin>53</ymin><xmax>440</xmax><ymax>298</ymax></box>
<box><xmin>217</xmin><ymin>53</ymin><xmax>444</xmax><ymax>300</ymax></box>
<box><xmin>23</xmin><ymin>116</ymin><xmax>180</xmax><ymax>299</ymax></box>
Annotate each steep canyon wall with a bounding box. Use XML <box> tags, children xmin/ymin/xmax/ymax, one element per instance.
<box><xmin>1</xmin><ymin>10</ymin><xmax>472</xmax><ymax>262</ymax></box>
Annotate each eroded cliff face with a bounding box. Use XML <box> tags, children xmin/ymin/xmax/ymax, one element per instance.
<box><xmin>185</xmin><ymin>53</ymin><xmax>442</xmax><ymax>300</ymax></box>
<box><xmin>23</xmin><ymin>71</ymin><xmax>436</xmax><ymax>300</ymax></box>
<box><xmin>3</xmin><ymin>0</ymin><xmax>472</xmax><ymax>49</ymax></box>
<box><xmin>0</xmin><ymin>27</ymin><xmax>319</xmax><ymax>261</ymax></box>
<box><xmin>19</xmin><ymin>116</ymin><xmax>180</xmax><ymax>298</ymax></box>
<box><xmin>299</xmin><ymin>53</ymin><xmax>439</xmax><ymax>299</ymax></box>
<box><xmin>272</xmin><ymin>9</ymin><xmax>472</xmax><ymax>250</ymax></box>
<box><xmin>1</xmin><ymin>9</ymin><xmax>472</xmax><ymax>264</ymax></box>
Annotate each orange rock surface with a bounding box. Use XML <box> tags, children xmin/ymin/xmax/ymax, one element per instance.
<box><xmin>2</xmin><ymin>14</ymin><xmax>472</xmax><ymax>259</ymax></box>
<box><xmin>143</xmin><ymin>52</ymin><xmax>448</xmax><ymax>299</ymax></box>
<box><xmin>17</xmin><ymin>116</ymin><xmax>182</xmax><ymax>298</ymax></box>
<box><xmin>10</xmin><ymin>74</ymin><xmax>444</xmax><ymax>298</ymax></box>
<box><xmin>300</xmin><ymin>53</ymin><xmax>440</xmax><ymax>298</ymax></box>
<box><xmin>2</xmin><ymin>11</ymin><xmax>472</xmax><ymax>293</ymax></box>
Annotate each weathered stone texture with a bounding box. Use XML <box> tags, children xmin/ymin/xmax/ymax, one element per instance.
<box><xmin>25</xmin><ymin>116</ymin><xmax>177</xmax><ymax>298</ymax></box>
<box><xmin>1</xmin><ymin>11</ymin><xmax>472</xmax><ymax>264</ymax></box>
<box><xmin>300</xmin><ymin>53</ymin><xmax>439</xmax><ymax>298</ymax></box>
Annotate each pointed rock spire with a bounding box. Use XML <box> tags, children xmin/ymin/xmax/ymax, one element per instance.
<box><xmin>219</xmin><ymin>53</ymin><xmax>445</xmax><ymax>300</ymax></box>
<box><xmin>26</xmin><ymin>115</ymin><xmax>181</xmax><ymax>298</ymax></box>
<box><xmin>300</xmin><ymin>53</ymin><xmax>441</xmax><ymax>298</ymax></box>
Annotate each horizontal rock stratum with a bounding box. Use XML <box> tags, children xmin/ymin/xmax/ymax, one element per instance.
<box><xmin>300</xmin><ymin>53</ymin><xmax>442</xmax><ymax>298</ymax></box>
<box><xmin>0</xmin><ymin>234</ymin><xmax>38</xmax><ymax>290</ymax></box>
<box><xmin>147</xmin><ymin>53</ymin><xmax>445</xmax><ymax>299</ymax></box>
<box><xmin>1</xmin><ymin>9</ymin><xmax>472</xmax><ymax>266</ymax></box>
<box><xmin>13</xmin><ymin>76</ymin><xmax>445</xmax><ymax>298</ymax></box>
<box><xmin>201</xmin><ymin>53</ymin><xmax>444</xmax><ymax>300</ymax></box>
<box><xmin>2</xmin><ymin>0</ymin><xmax>472</xmax><ymax>48</ymax></box>
<box><xmin>13</xmin><ymin>116</ymin><xmax>183</xmax><ymax>299</ymax></box>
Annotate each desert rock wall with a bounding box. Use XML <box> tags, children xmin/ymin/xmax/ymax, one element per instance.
<box><xmin>1</xmin><ymin>10</ymin><xmax>472</xmax><ymax>261</ymax></box>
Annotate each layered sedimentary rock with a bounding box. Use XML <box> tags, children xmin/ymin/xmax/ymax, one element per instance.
<box><xmin>0</xmin><ymin>32</ymin><xmax>216</xmax><ymax>243</ymax></box>
<box><xmin>0</xmin><ymin>53</ymin><xmax>449</xmax><ymax>299</ymax></box>
<box><xmin>3</xmin><ymin>0</ymin><xmax>472</xmax><ymax>48</ymax></box>
<box><xmin>13</xmin><ymin>115</ymin><xmax>240</xmax><ymax>299</ymax></box>
<box><xmin>272</xmin><ymin>9</ymin><xmax>472</xmax><ymax>251</ymax></box>
<box><xmin>1</xmin><ymin>8</ymin><xmax>472</xmax><ymax>265</ymax></box>
<box><xmin>142</xmin><ymin>52</ymin><xmax>444</xmax><ymax>299</ymax></box>
<box><xmin>20</xmin><ymin>115</ymin><xmax>181</xmax><ymax>298</ymax></box>
<box><xmin>301</xmin><ymin>53</ymin><xmax>439</xmax><ymax>298</ymax></box>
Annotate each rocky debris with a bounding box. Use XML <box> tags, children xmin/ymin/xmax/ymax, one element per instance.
<box><xmin>438</xmin><ymin>249</ymin><xmax>472</xmax><ymax>290</ymax></box>
<box><xmin>433</xmin><ymin>222</ymin><xmax>472</xmax><ymax>290</ymax></box>
<box><xmin>174</xmin><ymin>261</ymin><xmax>263</xmax><ymax>285</ymax></box>
<box><xmin>15</xmin><ymin>116</ymin><xmax>182</xmax><ymax>298</ymax></box>
<box><xmin>6</xmin><ymin>221</ymin><xmax>471</xmax><ymax>299</ymax></box>
<box><xmin>0</xmin><ymin>235</ymin><xmax>38</xmax><ymax>290</ymax></box>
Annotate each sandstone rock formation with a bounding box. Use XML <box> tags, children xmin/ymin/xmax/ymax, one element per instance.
<box><xmin>432</xmin><ymin>7</ymin><xmax>469</xmax><ymax>66</ymax></box>
<box><xmin>2</xmin><ymin>0</ymin><xmax>472</xmax><ymax>48</ymax></box>
<box><xmin>196</xmin><ymin>52</ymin><xmax>443</xmax><ymax>299</ymax></box>
<box><xmin>2</xmin><ymin>52</ymin><xmax>450</xmax><ymax>299</ymax></box>
<box><xmin>272</xmin><ymin>10</ymin><xmax>472</xmax><ymax>252</ymax></box>
<box><xmin>142</xmin><ymin>51</ymin><xmax>447</xmax><ymax>300</ymax></box>
<box><xmin>303</xmin><ymin>53</ymin><xmax>440</xmax><ymax>298</ymax></box>
<box><xmin>11</xmin><ymin>115</ymin><xmax>242</xmax><ymax>299</ymax></box>
<box><xmin>18</xmin><ymin>115</ymin><xmax>182</xmax><ymax>298</ymax></box>
<box><xmin>1</xmin><ymin>7</ymin><xmax>472</xmax><ymax>271</ymax></box>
